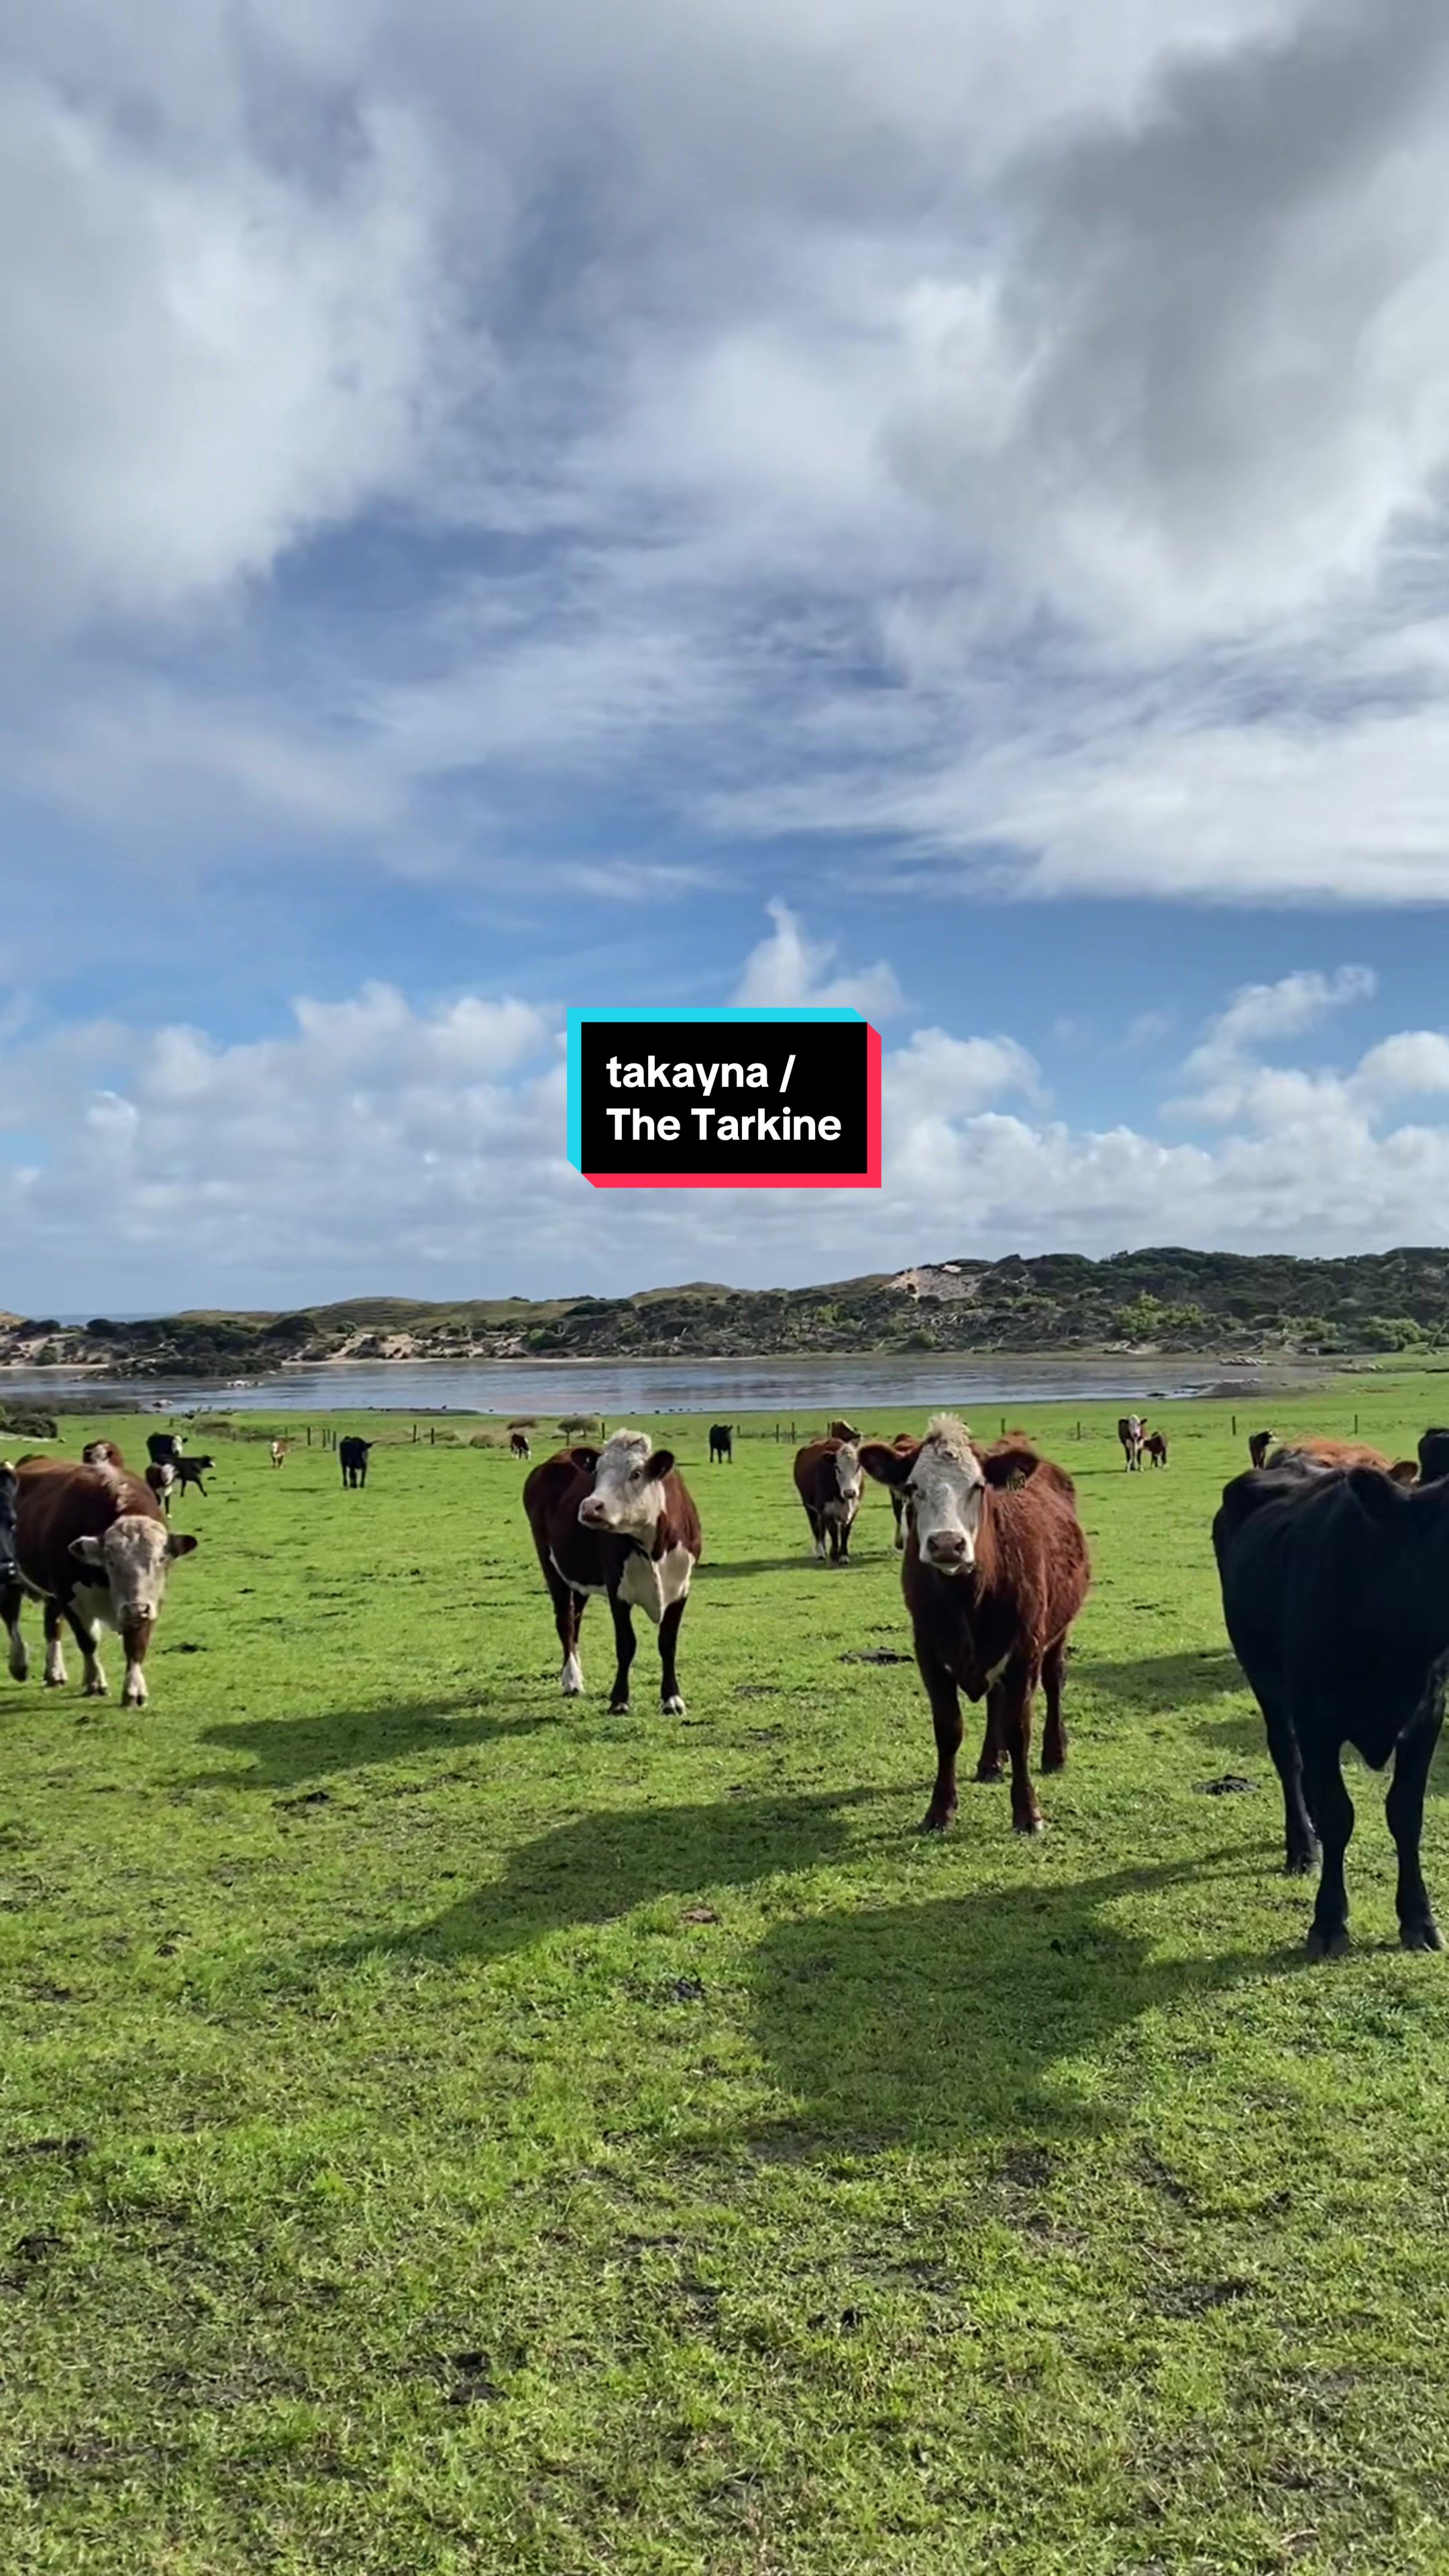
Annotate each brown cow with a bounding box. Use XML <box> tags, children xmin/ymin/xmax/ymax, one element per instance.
<box><xmin>885</xmin><ymin>1431</ymin><xmax>917</xmax><ymax>1550</ymax></box>
<box><xmin>82</xmin><ymin>1439</ymin><xmax>125</xmax><ymax>1468</ymax></box>
<box><xmin>270</xmin><ymin>1440</ymin><xmax>288</xmax><ymax>1468</ymax></box>
<box><xmin>860</xmin><ymin>1416</ymin><xmax>1091</xmax><ymax>1837</ymax></box>
<box><xmin>523</xmin><ymin>1428</ymin><xmax>702</xmax><ymax>1713</ymax></box>
<box><xmin>3</xmin><ymin>1455</ymin><xmax>197</xmax><ymax>1706</ymax></box>
<box><xmin>1144</xmin><ymin>1430</ymin><xmax>1169</xmax><ymax>1468</ymax></box>
<box><xmin>794</xmin><ymin>1436</ymin><xmax>864</xmax><ymax>1563</ymax></box>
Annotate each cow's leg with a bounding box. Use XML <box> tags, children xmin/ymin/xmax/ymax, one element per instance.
<box><xmin>916</xmin><ymin>1652</ymin><xmax>963</xmax><ymax>1832</ymax></box>
<box><xmin>657</xmin><ymin>1596</ymin><xmax>687</xmax><ymax>1715</ymax></box>
<box><xmin>544</xmin><ymin>1564</ymin><xmax>586</xmax><ymax>1695</ymax></box>
<box><xmin>43</xmin><ymin>1600</ymin><xmax>68</xmax><ymax>1688</ymax></box>
<box><xmin>2</xmin><ymin>1583</ymin><xmax>26</xmax><ymax>1683</ymax></box>
<box><xmin>806</xmin><ymin>1507</ymin><xmax>825</xmax><ymax>1562</ymax></box>
<box><xmin>607</xmin><ymin>1591</ymin><xmax>637</xmax><ymax>1714</ymax></box>
<box><xmin>1260</xmin><ymin>1693</ymin><xmax>1317</xmax><ymax>1875</ymax></box>
<box><xmin>1388</xmin><ymin>1697</ymin><xmax>1446</xmax><ymax>1952</ymax></box>
<box><xmin>974</xmin><ymin>1684</ymin><xmax>1006</xmax><ymax>1782</ymax></box>
<box><xmin>1041</xmin><ymin>1638</ymin><xmax>1068</xmax><ymax>1773</ymax></box>
<box><xmin>119</xmin><ymin>1616</ymin><xmax>154</xmax><ymax>1710</ymax></box>
<box><xmin>1000</xmin><ymin>1657</ymin><xmax>1044</xmax><ymax>1835</ymax></box>
<box><xmin>1301</xmin><ymin>1741</ymin><xmax>1354</xmax><ymax>1958</ymax></box>
<box><xmin>64</xmin><ymin>1598</ymin><xmax>107</xmax><ymax>1699</ymax></box>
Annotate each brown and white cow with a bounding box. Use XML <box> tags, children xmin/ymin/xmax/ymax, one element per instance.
<box><xmin>145</xmin><ymin>1459</ymin><xmax>177</xmax><ymax>1515</ymax></box>
<box><xmin>794</xmin><ymin>1436</ymin><xmax>864</xmax><ymax>1563</ymax></box>
<box><xmin>270</xmin><ymin>1440</ymin><xmax>288</xmax><ymax>1468</ymax></box>
<box><xmin>860</xmin><ymin>1416</ymin><xmax>1091</xmax><ymax>1837</ymax></box>
<box><xmin>1118</xmin><ymin>1415</ymin><xmax>1144</xmax><ymax>1471</ymax></box>
<box><xmin>509</xmin><ymin>1429</ymin><xmax>532</xmax><ymax>1461</ymax></box>
<box><xmin>523</xmin><ymin>1429</ymin><xmax>702</xmax><ymax>1713</ymax></box>
<box><xmin>3</xmin><ymin>1455</ymin><xmax>197</xmax><ymax>1707</ymax></box>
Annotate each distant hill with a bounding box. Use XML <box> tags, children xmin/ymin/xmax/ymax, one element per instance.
<box><xmin>4</xmin><ymin>1246</ymin><xmax>1449</xmax><ymax>1374</ymax></box>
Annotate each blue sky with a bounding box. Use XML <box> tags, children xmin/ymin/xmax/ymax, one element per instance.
<box><xmin>5</xmin><ymin>0</ymin><xmax>1449</xmax><ymax>1311</ymax></box>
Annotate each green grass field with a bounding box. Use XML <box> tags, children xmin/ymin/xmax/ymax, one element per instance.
<box><xmin>5</xmin><ymin>1377</ymin><xmax>1449</xmax><ymax>2573</ymax></box>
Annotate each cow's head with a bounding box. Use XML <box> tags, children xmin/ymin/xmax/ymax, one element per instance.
<box><xmin>576</xmin><ymin>1430</ymin><xmax>674</xmax><ymax>1542</ymax></box>
<box><xmin>69</xmin><ymin>1515</ymin><xmax>197</xmax><ymax>1631</ymax></box>
<box><xmin>861</xmin><ymin>1414</ymin><xmax>1035</xmax><ymax>1574</ymax></box>
<box><xmin>832</xmin><ymin>1442</ymin><xmax>863</xmax><ymax>1509</ymax></box>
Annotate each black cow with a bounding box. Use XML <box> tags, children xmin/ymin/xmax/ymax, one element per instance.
<box><xmin>708</xmin><ymin>1424</ymin><xmax>733</xmax><ymax>1464</ymax></box>
<box><xmin>1214</xmin><ymin>1456</ymin><xmax>1449</xmax><ymax>1957</ymax></box>
<box><xmin>1419</xmin><ymin>1428</ymin><xmax>1449</xmax><ymax>1485</ymax></box>
<box><xmin>339</xmin><ymin>1436</ymin><xmax>373</xmax><ymax>1489</ymax></box>
<box><xmin>171</xmin><ymin>1454</ymin><xmax>214</xmax><ymax>1500</ymax></box>
<box><xmin>146</xmin><ymin>1432</ymin><xmax>184</xmax><ymax>1468</ymax></box>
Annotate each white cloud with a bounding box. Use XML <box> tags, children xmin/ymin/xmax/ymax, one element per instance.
<box><xmin>732</xmin><ymin>899</ymin><xmax>906</xmax><ymax>1016</ymax></box>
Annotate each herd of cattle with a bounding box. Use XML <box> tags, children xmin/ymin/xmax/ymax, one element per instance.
<box><xmin>3</xmin><ymin>1409</ymin><xmax>1449</xmax><ymax>1958</ymax></box>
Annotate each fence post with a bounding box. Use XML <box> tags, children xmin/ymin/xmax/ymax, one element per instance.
<box><xmin>413</xmin><ymin>1424</ymin><xmax>418</xmax><ymax>1443</ymax></box>
<box><xmin>429</xmin><ymin>1426</ymin><xmax>435</xmax><ymax>1446</ymax></box>
<box><xmin>1232</xmin><ymin>1413</ymin><xmax>1236</xmax><ymax>1438</ymax></box>
<box><xmin>1354</xmin><ymin>1413</ymin><xmax>1359</xmax><ymax>1434</ymax></box>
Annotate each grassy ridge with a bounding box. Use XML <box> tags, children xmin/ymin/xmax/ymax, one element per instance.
<box><xmin>4</xmin><ymin>1383</ymin><xmax>1449</xmax><ymax>2571</ymax></box>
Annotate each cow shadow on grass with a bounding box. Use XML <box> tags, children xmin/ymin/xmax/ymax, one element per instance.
<box><xmin>323</xmin><ymin>1786</ymin><xmax>885</xmax><ymax>1971</ymax></box>
<box><xmin>189</xmin><ymin>1695</ymin><xmax>555</xmax><ymax>1792</ymax></box>
<box><xmin>745</xmin><ymin>1847</ymin><xmax>1283</xmax><ymax>2156</ymax></box>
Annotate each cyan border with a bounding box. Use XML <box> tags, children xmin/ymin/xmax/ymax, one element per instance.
<box><xmin>565</xmin><ymin>1005</ymin><xmax>864</xmax><ymax>1171</ymax></box>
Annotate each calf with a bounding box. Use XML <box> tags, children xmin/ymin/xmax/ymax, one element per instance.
<box><xmin>270</xmin><ymin>1440</ymin><xmax>288</xmax><ymax>1468</ymax></box>
<box><xmin>523</xmin><ymin>1429</ymin><xmax>702</xmax><ymax>1713</ymax></box>
<box><xmin>794</xmin><ymin>1437</ymin><xmax>864</xmax><ymax>1563</ymax></box>
<box><xmin>339</xmin><ymin>1436</ymin><xmax>373</xmax><ymax>1489</ymax></box>
<box><xmin>1214</xmin><ymin>1458</ymin><xmax>1449</xmax><ymax>1957</ymax></box>
<box><xmin>509</xmin><ymin>1430</ymin><xmax>531</xmax><ymax>1461</ymax></box>
<box><xmin>3</xmin><ymin>1454</ymin><xmax>197</xmax><ymax>1707</ymax></box>
<box><xmin>861</xmin><ymin>1418</ymin><xmax>1091</xmax><ymax>1836</ymax></box>
<box><xmin>171</xmin><ymin>1454</ymin><xmax>215</xmax><ymax>1501</ymax></box>
<box><xmin>708</xmin><ymin>1423</ymin><xmax>733</xmax><ymax>1464</ymax></box>
<box><xmin>146</xmin><ymin>1459</ymin><xmax>177</xmax><ymax>1515</ymax></box>
<box><xmin>1117</xmin><ymin>1415</ymin><xmax>1144</xmax><ymax>1471</ymax></box>
<box><xmin>1144</xmin><ymin>1430</ymin><xmax>1169</xmax><ymax>1468</ymax></box>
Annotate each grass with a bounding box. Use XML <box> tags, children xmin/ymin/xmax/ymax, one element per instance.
<box><xmin>4</xmin><ymin>1381</ymin><xmax>1449</xmax><ymax>2571</ymax></box>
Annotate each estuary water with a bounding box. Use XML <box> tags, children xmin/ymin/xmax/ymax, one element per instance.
<box><xmin>1</xmin><ymin>1352</ymin><xmax>1329</xmax><ymax>1417</ymax></box>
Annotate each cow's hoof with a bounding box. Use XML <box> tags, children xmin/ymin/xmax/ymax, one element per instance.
<box><xmin>1401</xmin><ymin>1917</ymin><xmax>1445</xmax><ymax>1953</ymax></box>
<box><xmin>1305</xmin><ymin>1926</ymin><xmax>1350</xmax><ymax>1961</ymax></box>
<box><xmin>1013</xmin><ymin>1814</ymin><xmax>1046</xmax><ymax>1837</ymax></box>
<box><xmin>608</xmin><ymin>1697</ymin><xmax>630</xmax><ymax>1715</ymax></box>
<box><xmin>83</xmin><ymin>1680</ymin><xmax>109</xmax><ymax>1701</ymax></box>
<box><xmin>43</xmin><ymin>1672</ymin><xmax>66</xmax><ymax>1690</ymax></box>
<box><xmin>974</xmin><ymin>1759</ymin><xmax>1004</xmax><ymax>1783</ymax></box>
<box><xmin>1285</xmin><ymin>1847</ymin><xmax>1318</xmax><ymax>1877</ymax></box>
<box><xmin>661</xmin><ymin>1695</ymin><xmax>685</xmax><ymax>1715</ymax></box>
<box><xmin>916</xmin><ymin>1809</ymin><xmax>955</xmax><ymax>1834</ymax></box>
<box><xmin>7</xmin><ymin>1657</ymin><xmax>27</xmax><ymax>1684</ymax></box>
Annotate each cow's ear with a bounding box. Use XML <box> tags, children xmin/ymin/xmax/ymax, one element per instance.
<box><xmin>981</xmin><ymin>1443</ymin><xmax>1040</xmax><ymax>1489</ymax></box>
<box><xmin>643</xmin><ymin>1450</ymin><xmax>674</xmax><ymax>1481</ymax></box>
<box><xmin>1349</xmin><ymin>1466</ymin><xmax>1412</xmax><ymax>1525</ymax></box>
<box><xmin>568</xmin><ymin>1446</ymin><xmax>600</xmax><ymax>1473</ymax></box>
<box><xmin>69</xmin><ymin>1534</ymin><xmax>106</xmax><ymax>1566</ymax></box>
<box><xmin>1388</xmin><ymin>1459</ymin><xmax>1419</xmax><ymax>1487</ymax></box>
<box><xmin>168</xmin><ymin>1533</ymin><xmax>199</xmax><ymax>1559</ymax></box>
<box><xmin>859</xmin><ymin>1440</ymin><xmax>916</xmax><ymax>1486</ymax></box>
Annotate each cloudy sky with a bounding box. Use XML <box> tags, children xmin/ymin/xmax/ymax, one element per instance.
<box><xmin>6</xmin><ymin>0</ymin><xmax>1449</xmax><ymax>1310</ymax></box>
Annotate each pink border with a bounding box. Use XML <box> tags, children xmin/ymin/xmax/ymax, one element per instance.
<box><xmin>586</xmin><ymin>1026</ymin><xmax>881</xmax><ymax>1191</ymax></box>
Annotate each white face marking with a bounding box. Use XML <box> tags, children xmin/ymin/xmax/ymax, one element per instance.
<box><xmin>904</xmin><ymin>1417</ymin><xmax>986</xmax><ymax>1574</ymax></box>
<box><xmin>81</xmin><ymin>1516</ymin><xmax>176</xmax><ymax>1631</ymax></box>
<box><xmin>830</xmin><ymin>1444</ymin><xmax>863</xmax><ymax>1513</ymax></box>
<box><xmin>577</xmin><ymin>1431</ymin><xmax>669</xmax><ymax>1544</ymax></box>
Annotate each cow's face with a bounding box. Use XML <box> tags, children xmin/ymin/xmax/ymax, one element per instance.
<box><xmin>70</xmin><ymin>1515</ymin><xmax>198</xmax><ymax>1625</ymax></box>
<box><xmin>893</xmin><ymin>1416</ymin><xmax>985</xmax><ymax>1574</ymax></box>
<box><xmin>578</xmin><ymin>1430</ymin><xmax>674</xmax><ymax>1542</ymax></box>
<box><xmin>833</xmin><ymin>1444</ymin><xmax>863</xmax><ymax>1509</ymax></box>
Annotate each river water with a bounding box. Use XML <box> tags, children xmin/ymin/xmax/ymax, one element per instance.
<box><xmin>1</xmin><ymin>1352</ymin><xmax>1330</xmax><ymax>1417</ymax></box>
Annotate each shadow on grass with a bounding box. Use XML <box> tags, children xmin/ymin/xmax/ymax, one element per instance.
<box><xmin>746</xmin><ymin>1849</ymin><xmax>1281</xmax><ymax>2153</ymax></box>
<box><xmin>189</xmin><ymin>1695</ymin><xmax>555</xmax><ymax>1790</ymax></box>
<box><xmin>326</xmin><ymin>1786</ymin><xmax>885</xmax><ymax>1968</ymax></box>
<box><xmin>1078</xmin><ymin>1647</ymin><xmax>1244</xmax><ymax>1711</ymax></box>
<box><xmin>696</xmin><ymin>1555</ymin><xmax>895</xmax><ymax>1580</ymax></box>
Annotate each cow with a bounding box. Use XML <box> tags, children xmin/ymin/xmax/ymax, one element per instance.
<box><xmin>794</xmin><ymin>1436</ymin><xmax>864</xmax><ymax>1564</ymax></box>
<box><xmin>270</xmin><ymin>1440</ymin><xmax>288</xmax><ymax>1468</ymax></box>
<box><xmin>2</xmin><ymin>1454</ymin><xmax>197</xmax><ymax>1707</ymax></box>
<box><xmin>339</xmin><ymin>1436</ymin><xmax>373</xmax><ymax>1489</ymax></box>
<box><xmin>1214</xmin><ymin>1455</ymin><xmax>1449</xmax><ymax>1957</ymax></box>
<box><xmin>708</xmin><ymin>1424</ymin><xmax>733</xmax><ymax>1464</ymax></box>
<box><xmin>523</xmin><ymin>1429</ymin><xmax>702</xmax><ymax>1713</ymax></box>
<box><xmin>885</xmin><ymin>1431</ymin><xmax>917</xmax><ymax>1550</ymax></box>
<box><xmin>146</xmin><ymin>1432</ymin><xmax>184</xmax><ymax>1468</ymax></box>
<box><xmin>1267</xmin><ymin>1434</ymin><xmax>1417</xmax><ymax>1483</ymax></box>
<box><xmin>170</xmin><ymin>1454</ymin><xmax>215</xmax><ymax>1501</ymax></box>
<box><xmin>509</xmin><ymin>1430</ymin><xmax>531</xmax><ymax>1461</ymax></box>
<box><xmin>1118</xmin><ymin>1415</ymin><xmax>1144</xmax><ymax>1471</ymax></box>
<box><xmin>1419</xmin><ymin>1428</ymin><xmax>1449</xmax><ymax>1485</ymax></box>
<box><xmin>860</xmin><ymin>1418</ymin><xmax>1091</xmax><ymax>1837</ymax></box>
<box><xmin>1144</xmin><ymin>1430</ymin><xmax>1169</xmax><ymax>1468</ymax></box>
<box><xmin>82</xmin><ymin>1440</ymin><xmax>125</xmax><ymax>1468</ymax></box>
<box><xmin>1247</xmin><ymin>1428</ymin><xmax>1277</xmax><ymax>1470</ymax></box>
<box><xmin>827</xmin><ymin>1419</ymin><xmax>860</xmax><ymax>1444</ymax></box>
<box><xmin>145</xmin><ymin>1460</ymin><xmax>177</xmax><ymax>1516</ymax></box>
